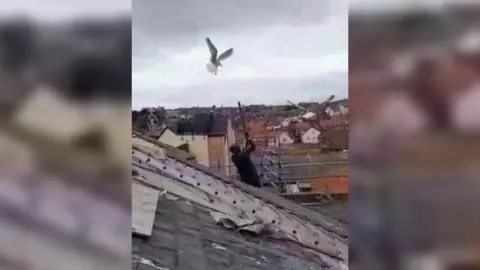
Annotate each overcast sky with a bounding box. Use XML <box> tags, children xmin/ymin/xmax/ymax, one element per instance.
<box><xmin>132</xmin><ymin>0</ymin><xmax>348</xmax><ymax>109</ymax></box>
<box><xmin>349</xmin><ymin>0</ymin><xmax>477</xmax><ymax>13</ymax></box>
<box><xmin>0</xmin><ymin>0</ymin><xmax>129</xmax><ymax>21</ymax></box>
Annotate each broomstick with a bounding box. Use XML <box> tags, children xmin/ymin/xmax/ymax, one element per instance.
<box><xmin>237</xmin><ymin>101</ymin><xmax>249</xmax><ymax>143</ymax></box>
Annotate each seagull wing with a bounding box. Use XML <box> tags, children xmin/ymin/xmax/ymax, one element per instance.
<box><xmin>217</xmin><ymin>48</ymin><xmax>234</xmax><ymax>63</ymax></box>
<box><xmin>205</xmin><ymin>37</ymin><xmax>218</xmax><ymax>62</ymax></box>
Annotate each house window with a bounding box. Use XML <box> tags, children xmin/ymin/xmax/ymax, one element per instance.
<box><xmin>298</xmin><ymin>186</ymin><xmax>311</xmax><ymax>193</ymax></box>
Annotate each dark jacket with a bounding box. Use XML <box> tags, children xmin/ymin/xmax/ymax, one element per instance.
<box><xmin>231</xmin><ymin>140</ymin><xmax>260</xmax><ymax>187</ymax></box>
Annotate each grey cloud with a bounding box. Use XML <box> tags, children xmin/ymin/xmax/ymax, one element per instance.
<box><xmin>1</xmin><ymin>0</ymin><xmax>130</xmax><ymax>21</ymax></box>
<box><xmin>133</xmin><ymin>0</ymin><xmax>334</xmax><ymax>56</ymax></box>
<box><xmin>134</xmin><ymin>0</ymin><xmax>331</xmax><ymax>36</ymax></box>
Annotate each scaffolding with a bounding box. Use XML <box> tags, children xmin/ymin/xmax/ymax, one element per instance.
<box><xmin>211</xmin><ymin>149</ymin><xmax>348</xmax><ymax>187</ymax></box>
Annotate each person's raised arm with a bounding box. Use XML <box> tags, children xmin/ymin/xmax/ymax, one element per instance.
<box><xmin>241</xmin><ymin>139</ymin><xmax>256</xmax><ymax>156</ymax></box>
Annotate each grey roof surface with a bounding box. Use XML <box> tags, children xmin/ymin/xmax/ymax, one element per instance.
<box><xmin>171</xmin><ymin>113</ymin><xmax>229</xmax><ymax>136</ymax></box>
<box><xmin>132</xmin><ymin>109</ymin><xmax>166</xmax><ymax>132</ymax></box>
<box><xmin>0</xmin><ymin>171</ymin><xmax>131</xmax><ymax>270</ymax></box>
<box><xmin>327</xmin><ymin>99</ymin><xmax>348</xmax><ymax>111</ymax></box>
<box><xmin>132</xmin><ymin>135</ymin><xmax>348</xmax><ymax>270</ymax></box>
<box><xmin>303</xmin><ymin>201</ymin><xmax>348</xmax><ymax>225</ymax></box>
<box><xmin>133</xmin><ymin>195</ymin><xmax>336</xmax><ymax>270</ymax></box>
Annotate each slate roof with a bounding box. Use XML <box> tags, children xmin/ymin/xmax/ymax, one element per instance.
<box><xmin>304</xmin><ymin>201</ymin><xmax>348</xmax><ymax>224</ymax></box>
<box><xmin>132</xmin><ymin>136</ymin><xmax>348</xmax><ymax>270</ymax></box>
<box><xmin>0</xmin><ymin>165</ymin><xmax>131</xmax><ymax>270</ymax></box>
<box><xmin>172</xmin><ymin>113</ymin><xmax>229</xmax><ymax>136</ymax></box>
<box><xmin>133</xmin><ymin>132</ymin><xmax>195</xmax><ymax>161</ymax></box>
<box><xmin>334</xmin><ymin>99</ymin><xmax>348</xmax><ymax>108</ymax></box>
<box><xmin>132</xmin><ymin>109</ymin><xmax>167</xmax><ymax>132</ymax></box>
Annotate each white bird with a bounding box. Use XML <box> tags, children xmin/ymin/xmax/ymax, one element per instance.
<box><xmin>205</xmin><ymin>37</ymin><xmax>234</xmax><ymax>75</ymax></box>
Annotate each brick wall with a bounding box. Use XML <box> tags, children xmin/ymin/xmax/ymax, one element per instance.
<box><xmin>309</xmin><ymin>175</ymin><xmax>348</xmax><ymax>195</ymax></box>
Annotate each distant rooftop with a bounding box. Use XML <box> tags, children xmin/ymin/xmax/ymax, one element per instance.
<box><xmin>174</xmin><ymin>112</ymin><xmax>229</xmax><ymax>136</ymax></box>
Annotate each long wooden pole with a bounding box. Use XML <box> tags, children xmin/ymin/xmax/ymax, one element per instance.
<box><xmin>237</xmin><ymin>101</ymin><xmax>249</xmax><ymax>141</ymax></box>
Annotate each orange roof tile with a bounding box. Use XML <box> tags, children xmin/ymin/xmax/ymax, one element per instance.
<box><xmin>245</xmin><ymin>121</ymin><xmax>267</xmax><ymax>135</ymax></box>
<box><xmin>266</xmin><ymin>130</ymin><xmax>284</xmax><ymax>137</ymax></box>
<box><xmin>309</xmin><ymin>176</ymin><xmax>348</xmax><ymax>195</ymax></box>
<box><xmin>320</xmin><ymin>115</ymin><xmax>349</xmax><ymax>127</ymax></box>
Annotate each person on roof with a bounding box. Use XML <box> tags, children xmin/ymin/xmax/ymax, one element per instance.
<box><xmin>229</xmin><ymin>137</ymin><xmax>261</xmax><ymax>187</ymax></box>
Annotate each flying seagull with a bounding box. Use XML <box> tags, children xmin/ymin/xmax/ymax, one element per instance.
<box><xmin>205</xmin><ymin>37</ymin><xmax>234</xmax><ymax>75</ymax></box>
